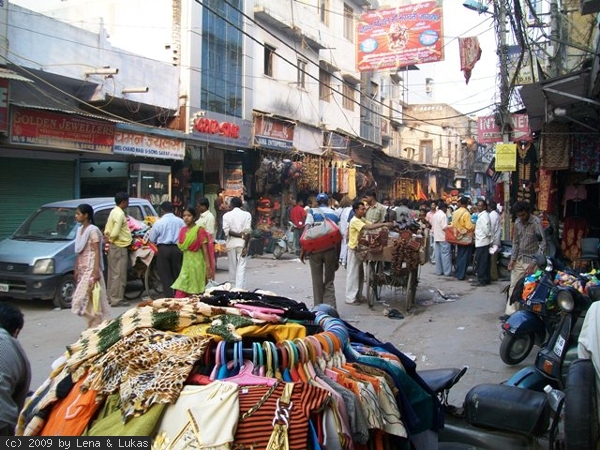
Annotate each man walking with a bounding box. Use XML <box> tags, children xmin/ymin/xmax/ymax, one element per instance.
<box><xmin>289</xmin><ymin>197</ymin><xmax>307</xmax><ymax>256</ymax></box>
<box><xmin>452</xmin><ymin>197</ymin><xmax>474</xmax><ymax>281</ymax></box>
<box><xmin>196</xmin><ymin>197</ymin><xmax>216</xmax><ymax>239</ymax></box>
<box><xmin>149</xmin><ymin>201</ymin><xmax>184</xmax><ymax>298</ymax></box>
<box><xmin>104</xmin><ymin>192</ymin><xmax>132</xmax><ymax>306</ymax></box>
<box><xmin>501</xmin><ymin>201</ymin><xmax>547</xmax><ymax>320</ymax></box>
<box><xmin>223</xmin><ymin>196</ymin><xmax>252</xmax><ymax>289</ymax></box>
<box><xmin>303</xmin><ymin>193</ymin><xmax>341</xmax><ymax>307</ymax></box>
<box><xmin>432</xmin><ymin>201</ymin><xmax>452</xmax><ymax>277</ymax></box>
<box><xmin>0</xmin><ymin>303</ymin><xmax>31</xmax><ymax>436</ymax></box>
<box><xmin>488</xmin><ymin>200</ymin><xmax>502</xmax><ymax>281</ymax></box>
<box><xmin>345</xmin><ymin>200</ymin><xmax>392</xmax><ymax>305</ymax></box>
<box><xmin>472</xmin><ymin>199</ymin><xmax>492</xmax><ymax>287</ymax></box>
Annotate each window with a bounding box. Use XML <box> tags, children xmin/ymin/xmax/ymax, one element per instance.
<box><xmin>319</xmin><ymin>69</ymin><xmax>331</xmax><ymax>101</ymax></box>
<box><xmin>297</xmin><ymin>59</ymin><xmax>307</xmax><ymax>89</ymax></box>
<box><xmin>264</xmin><ymin>44</ymin><xmax>275</xmax><ymax>77</ymax></box>
<box><xmin>420</xmin><ymin>140</ymin><xmax>434</xmax><ymax>164</ymax></box>
<box><xmin>318</xmin><ymin>0</ymin><xmax>329</xmax><ymax>25</ymax></box>
<box><xmin>343</xmin><ymin>4</ymin><xmax>354</xmax><ymax>42</ymax></box>
<box><xmin>342</xmin><ymin>82</ymin><xmax>355</xmax><ymax>110</ymax></box>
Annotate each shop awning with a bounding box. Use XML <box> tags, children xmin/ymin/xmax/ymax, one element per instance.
<box><xmin>0</xmin><ymin>67</ymin><xmax>34</xmax><ymax>83</ymax></box>
<box><xmin>519</xmin><ymin>68</ymin><xmax>600</xmax><ymax>132</ymax></box>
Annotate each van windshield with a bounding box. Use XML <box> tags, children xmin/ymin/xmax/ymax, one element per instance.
<box><xmin>13</xmin><ymin>207</ymin><xmax>79</xmax><ymax>241</ymax></box>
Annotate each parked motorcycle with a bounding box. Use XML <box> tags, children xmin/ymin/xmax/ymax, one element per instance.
<box><xmin>505</xmin><ymin>277</ymin><xmax>600</xmax><ymax>391</ymax></box>
<box><xmin>499</xmin><ymin>254</ymin><xmax>566</xmax><ymax>365</ymax></box>
<box><xmin>419</xmin><ymin>366</ymin><xmax>565</xmax><ymax>449</ymax></box>
<box><xmin>273</xmin><ymin>221</ymin><xmax>297</xmax><ymax>259</ymax></box>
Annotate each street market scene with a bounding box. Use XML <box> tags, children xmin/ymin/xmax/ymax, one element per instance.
<box><xmin>1</xmin><ymin>0</ymin><xmax>600</xmax><ymax>448</ymax></box>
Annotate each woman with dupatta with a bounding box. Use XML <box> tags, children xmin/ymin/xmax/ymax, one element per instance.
<box><xmin>172</xmin><ymin>206</ymin><xmax>215</xmax><ymax>297</ymax></box>
<box><xmin>72</xmin><ymin>203</ymin><xmax>111</xmax><ymax>328</ymax></box>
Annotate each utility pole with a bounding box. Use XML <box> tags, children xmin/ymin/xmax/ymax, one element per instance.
<box><xmin>496</xmin><ymin>0</ymin><xmax>512</xmax><ymax>240</ymax></box>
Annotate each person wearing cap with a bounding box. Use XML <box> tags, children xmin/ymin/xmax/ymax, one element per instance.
<box><xmin>149</xmin><ymin>201</ymin><xmax>185</xmax><ymax>298</ymax></box>
<box><xmin>303</xmin><ymin>193</ymin><xmax>341</xmax><ymax>308</ymax></box>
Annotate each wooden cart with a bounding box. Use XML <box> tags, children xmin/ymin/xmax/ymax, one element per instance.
<box><xmin>359</xmin><ymin>228</ymin><xmax>428</xmax><ymax>310</ymax></box>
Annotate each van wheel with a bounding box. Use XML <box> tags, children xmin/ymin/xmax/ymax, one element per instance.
<box><xmin>565</xmin><ymin>359</ymin><xmax>599</xmax><ymax>450</ymax></box>
<box><xmin>53</xmin><ymin>274</ymin><xmax>75</xmax><ymax>309</ymax></box>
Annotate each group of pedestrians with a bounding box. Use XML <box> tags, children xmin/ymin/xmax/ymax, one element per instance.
<box><xmin>70</xmin><ymin>192</ymin><xmax>252</xmax><ymax>329</ymax></box>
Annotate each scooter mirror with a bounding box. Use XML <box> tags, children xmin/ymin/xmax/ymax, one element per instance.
<box><xmin>534</xmin><ymin>253</ymin><xmax>547</xmax><ymax>268</ymax></box>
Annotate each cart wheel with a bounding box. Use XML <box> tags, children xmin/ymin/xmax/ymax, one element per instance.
<box><xmin>406</xmin><ymin>268</ymin><xmax>418</xmax><ymax>310</ymax></box>
<box><xmin>145</xmin><ymin>258</ymin><xmax>164</xmax><ymax>299</ymax></box>
<box><xmin>124</xmin><ymin>264</ymin><xmax>144</xmax><ymax>300</ymax></box>
<box><xmin>366</xmin><ymin>261</ymin><xmax>382</xmax><ymax>308</ymax></box>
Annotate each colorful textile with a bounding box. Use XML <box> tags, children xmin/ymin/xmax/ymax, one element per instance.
<box><xmin>571</xmin><ymin>134</ymin><xmax>600</xmax><ymax>173</ymax></box>
<box><xmin>540</xmin><ymin>123</ymin><xmax>570</xmax><ymax>170</ymax></box>
<box><xmin>65</xmin><ymin>298</ymin><xmax>243</xmax><ymax>374</ymax></box>
<box><xmin>81</xmin><ymin>328</ymin><xmax>209</xmax><ymax>421</ymax></box>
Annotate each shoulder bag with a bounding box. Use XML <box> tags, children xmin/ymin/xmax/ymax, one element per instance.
<box><xmin>445</xmin><ymin>210</ymin><xmax>474</xmax><ymax>246</ymax></box>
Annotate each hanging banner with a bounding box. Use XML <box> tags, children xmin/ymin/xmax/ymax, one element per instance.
<box><xmin>458</xmin><ymin>36</ymin><xmax>482</xmax><ymax>84</ymax></box>
<box><xmin>357</xmin><ymin>1</ymin><xmax>444</xmax><ymax>72</ymax></box>
<box><xmin>477</xmin><ymin>114</ymin><xmax>531</xmax><ymax>143</ymax></box>
<box><xmin>495</xmin><ymin>143</ymin><xmax>517</xmax><ymax>172</ymax></box>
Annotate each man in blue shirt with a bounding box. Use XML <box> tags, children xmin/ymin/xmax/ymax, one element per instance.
<box><xmin>302</xmin><ymin>193</ymin><xmax>341</xmax><ymax>308</ymax></box>
<box><xmin>149</xmin><ymin>201</ymin><xmax>185</xmax><ymax>298</ymax></box>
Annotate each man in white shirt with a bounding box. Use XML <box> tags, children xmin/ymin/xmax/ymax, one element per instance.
<box><xmin>195</xmin><ymin>197</ymin><xmax>216</xmax><ymax>239</ymax></box>
<box><xmin>222</xmin><ymin>196</ymin><xmax>252</xmax><ymax>289</ymax></box>
<box><xmin>488</xmin><ymin>200</ymin><xmax>502</xmax><ymax>281</ymax></box>
<box><xmin>472</xmin><ymin>199</ymin><xmax>493</xmax><ymax>286</ymax></box>
<box><xmin>432</xmin><ymin>201</ymin><xmax>452</xmax><ymax>276</ymax></box>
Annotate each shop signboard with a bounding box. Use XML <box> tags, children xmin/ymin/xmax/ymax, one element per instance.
<box><xmin>357</xmin><ymin>2</ymin><xmax>444</xmax><ymax>72</ymax></box>
<box><xmin>494</xmin><ymin>143</ymin><xmax>517</xmax><ymax>172</ymax></box>
<box><xmin>9</xmin><ymin>107</ymin><xmax>114</xmax><ymax>152</ymax></box>
<box><xmin>191</xmin><ymin>110</ymin><xmax>252</xmax><ymax>147</ymax></box>
<box><xmin>477</xmin><ymin>114</ymin><xmax>531</xmax><ymax>144</ymax></box>
<box><xmin>253</xmin><ymin>115</ymin><xmax>294</xmax><ymax>151</ymax></box>
<box><xmin>0</xmin><ymin>78</ymin><xmax>8</xmax><ymax>134</ymax></box>
<box><xmin>113</xmin><ymin>130</ymin><xmax>185</xmax><ymax>160</ymax></box>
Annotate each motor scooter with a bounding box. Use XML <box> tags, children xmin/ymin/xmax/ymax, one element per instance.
<box><xmin>505</xmin><ymin>279</ymin><xmax>600</xmax><ymax>391</ymax></box>
<box><xmin>419</xmin><ymin>366</ymin><xmax>565</xmax><ymax>449</ymax></box>
<box><xmin>499</xmin><ymin>254</ymin><xmax>566</xmax><ymax>365</ymax></box>
<box><xmin>272</xmin><ymin>221</ymin><xmax>297</xmax><ymax>259</ymax></box>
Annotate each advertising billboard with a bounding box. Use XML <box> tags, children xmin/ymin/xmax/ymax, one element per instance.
<box><xmin>357</xmin><ymin>1</ymin><xmax>444</xmax><ymax>72</ymax></box>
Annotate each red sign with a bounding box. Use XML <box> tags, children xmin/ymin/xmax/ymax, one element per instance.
<box><xmin>0</xmin><ymin>79</ymin><xmax>8</xmax><ymax>134</ymax></box>
<box><xmin>193</xmin><ymin>117</ymin><xmax>240</xmax><ymax>139</ymax></box>
<box><xmin>477</xmin><ymin>114</ymin><xmax>531</xmax><ymax>144</ymax></box>
<box><xmin>10</xmin><ymin>107</ymin><xmax>114</xmax><ymax>152</ymax></box>
<box><xmin>357</xmin><ymin>2</ymin><xmax>444</xmax><ymax>72</ymax></box>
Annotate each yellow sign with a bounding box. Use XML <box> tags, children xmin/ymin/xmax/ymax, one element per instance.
<box><xmin>495</xmin><ymin>143</ymin><xmax>517</xmax><ymax>172</ymax></box>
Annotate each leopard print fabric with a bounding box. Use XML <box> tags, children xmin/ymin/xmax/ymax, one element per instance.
<box><xmin>81</xmin><ymin>328</ymin><xmax>210</xmax><ymax>421</ymax></box>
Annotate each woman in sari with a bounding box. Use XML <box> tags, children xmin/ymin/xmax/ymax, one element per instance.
<box><xmin>172</xmin><ymin>206</ymin><xmax>215</xmax><ymax>297</ymax></box>
<box><xmin>72</xmin><ymin>204</ymin><xmax>111</xmax><ymax>328</ymax></box>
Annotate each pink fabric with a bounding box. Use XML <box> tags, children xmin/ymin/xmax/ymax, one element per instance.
<box><xmin>234</xmin><ymin>304</ymin><xmax>285</xmax><ymax>315</ymax></box>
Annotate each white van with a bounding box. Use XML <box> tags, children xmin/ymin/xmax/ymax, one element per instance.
<box><xmin>0</xmin><ymin>198</ymin><xmax>157</xmax><ymax>308</ymax></box>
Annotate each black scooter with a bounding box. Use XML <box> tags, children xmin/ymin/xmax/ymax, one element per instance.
<box><xmin>419</xmin><ymin>367</ymin><xmax>564</xmax><ymax>449</ymax></box>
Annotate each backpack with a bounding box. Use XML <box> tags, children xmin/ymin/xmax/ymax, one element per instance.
<box><xmin>299</xmin><ymin>208</ymin><xmax>342</xmax><ymax>253</ymax></box>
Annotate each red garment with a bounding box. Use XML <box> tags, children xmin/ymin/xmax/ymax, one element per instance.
<box><xmin>290</xmin><ymin>205</ymin><xmax>307</xmax><ymax>228</ymax></box>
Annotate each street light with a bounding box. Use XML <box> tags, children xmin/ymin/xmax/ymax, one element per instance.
<box><xmin>462</xmin><ymin>0</ymin><xmax>490</xmax><ymax>14</ymax></box>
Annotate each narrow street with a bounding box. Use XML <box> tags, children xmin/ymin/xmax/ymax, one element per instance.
<box><xmin>13</xmin><ymin>253</ymin><xmax>533</xmax><ymax>405</ymax></box>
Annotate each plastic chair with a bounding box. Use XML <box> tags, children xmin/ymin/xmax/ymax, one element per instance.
<box><xmin>573</xmin><ymin>237</ymin><xmax>600</xmax><ymax>271</ymax></box>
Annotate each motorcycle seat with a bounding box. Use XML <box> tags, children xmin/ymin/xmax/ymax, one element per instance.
<box><xmin>465</xmin><ymin>384</ymin><xmax>549</xmax><ymax>436</ymax></box>
<box><xmin>419</xmin><ymin>367</ymin><xmax>467</xmax><ymax>394</ymax></box>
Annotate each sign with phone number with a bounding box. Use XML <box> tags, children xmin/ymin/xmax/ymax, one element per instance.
<box><xmin>3</xmin><ymin>437</ymin><xmax>150</xmax><ymax>449</ymax></box>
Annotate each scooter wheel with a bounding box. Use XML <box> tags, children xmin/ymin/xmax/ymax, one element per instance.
<box><xmin>273</xmin><ymin>245</ymin><xmax>284</xmax><ymax>259</ymax></box>
<box><xmin>499</xmin><ymin>332</ymin><xmax>534</xmax><ymax>365</ymax></box>
<box><xmin>564</xmin><ymin>359</ymin><xmax>599</xmax><ymax>450</ymax></box>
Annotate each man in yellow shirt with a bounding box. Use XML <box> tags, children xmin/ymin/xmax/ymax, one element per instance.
<box><xmin>104</xmin><ymin>192</ymin><xmax>132</xmax><ymax>306</ymax></box>
<box><xmin>345</xmin><ymin>200</ymin><xmax>392</xmax><ymax>305</ymax></box>
<box><xmin>452</xmin><ymin>196</ymin><xmax>475</xmax><ymax>281</ymax></box>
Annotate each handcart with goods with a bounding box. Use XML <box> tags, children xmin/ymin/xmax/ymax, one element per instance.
<box><xmin>358</xmin><ymin>226</ymin><xmax>429</xmax><ymax>310</ymax></box>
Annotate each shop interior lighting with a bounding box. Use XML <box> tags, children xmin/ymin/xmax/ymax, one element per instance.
<box><xmin>122</xmin><ymin>86</ymin><xmax>149</xmax><ymax>94</ymax></box>
<box><xmin>85</xmin><ymin>67</ymin><xmax>119</xmax><ymax>76</ymax></box>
